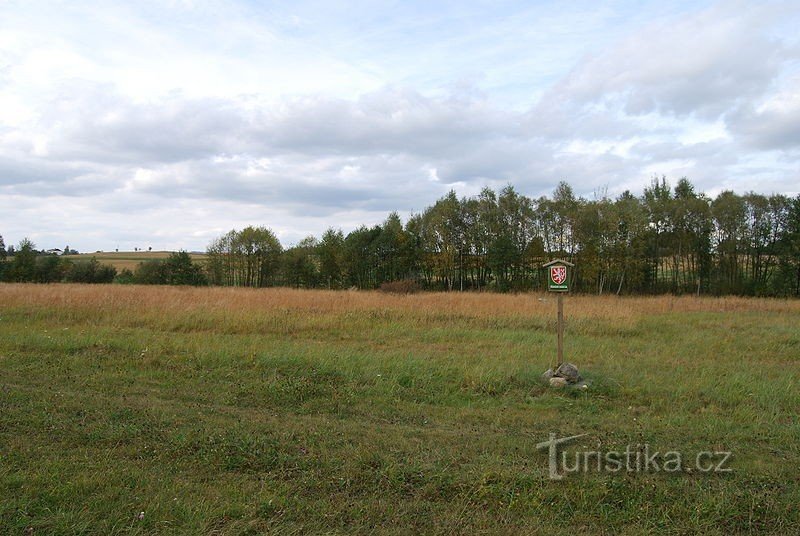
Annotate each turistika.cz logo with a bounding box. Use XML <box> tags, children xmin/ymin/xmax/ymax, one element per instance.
<box><xmin>536</xmin><ymin>433</ymin><xmax>733</xmax><ymax>480</ymax></box>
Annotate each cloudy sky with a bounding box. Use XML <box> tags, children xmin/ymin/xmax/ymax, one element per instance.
<box><xmin>1</xmin><ymin>0</ymin><xmax>799</xmax><ymax>251</ymax></box>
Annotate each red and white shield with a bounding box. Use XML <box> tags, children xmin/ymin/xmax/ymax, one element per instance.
<box><xmin>550</xmin><ymin>266</ymin><xmax>567</xmax><ymax>285</ymax></box>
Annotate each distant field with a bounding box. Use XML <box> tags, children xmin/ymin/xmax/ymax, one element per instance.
<box><xmin>0</xmin><ymin>285</ymin><xmax>798</xmax><ymax>534</ymax></box>
<box><xmin>62</xmin><ymin>251</ymin><xmax>208</xmax><ymax>271</ymax></box>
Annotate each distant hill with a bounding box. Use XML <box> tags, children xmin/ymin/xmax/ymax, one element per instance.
<box><xmin>62</xmin><ymin>251</ymin><xmax>208</xmax><ymax>271</ymax></box>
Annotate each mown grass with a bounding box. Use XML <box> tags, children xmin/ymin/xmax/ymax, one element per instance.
<box><xmin>0</xmin><ymin>284</ymin><xmax>798</xmax><ymax>534</ymax></box>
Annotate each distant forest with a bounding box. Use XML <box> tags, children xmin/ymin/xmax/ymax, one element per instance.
<box><xmin>3</xmin><ymin>177</ymin><xmax>800</xmax><ymax>296</ymax></box>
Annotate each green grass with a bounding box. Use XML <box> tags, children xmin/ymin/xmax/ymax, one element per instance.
<box><xmin>0</xmin><ymin>286</ymin><xmax>798</xmax><ymax>534</ymax></box>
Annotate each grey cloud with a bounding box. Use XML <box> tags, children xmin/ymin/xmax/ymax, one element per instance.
<box><xmin>4</xmin><ymin>1</ymin><xmax>800</xmax><ymax>238</ymax></box>
<box><xmin>11</xmin><ymin>76</ymin><xmax>794</xmax><ymax>218</ymax></box>
<box><xmin>256</xmin><ymin>88</ymin><xmax>513</xmax><ymax>157</ymax></box>
<box><xmin>727</xmin><ymin>102</ymin><xmax>800</xmax><ymax>151</ymax></box>
<box><xmin>0</xmin><ymin>158</ymin><xmax>62</xmax><ymax>186</ymax></box>
<box><xmin>18</xmin><ymin>85</ymin><xmax>537</xmax><ymax>215</ymax></box>
<box><xmin>0</xmin><ymin>133</ymin><xmax>134</xmax><ymax>197</ymax></box>
<box><xmin>42</xmin><ymin>86</ymin><xmax>250</xmax><ymax>164</ymax></box>
<box><xmin>123</xmin><ymin>153</ymin><xmax>447</xmax><ymax>217</ymax></box>
<box><xmin>628</xmin><ymin>139</ymin><xmax>735</xmax><ymax>164</ymax></box>
<box><xmin>435</xmin><ymin>138</ymin><xmax>555</xmax><ymax>185</ymax></box>
<box><xmin>10</xmin><ymin>70</ymin><xmax>798</xmax><ymax>215</ymax></box>
<box><xmin>547</xmin><ymin>2</ymin><xmax>797</xmax><ymax>118</ymax></box>
<box><xmin>39</xmin><ymin>84</ymin><xmax>510</xmax><ymax>166</ymax></box>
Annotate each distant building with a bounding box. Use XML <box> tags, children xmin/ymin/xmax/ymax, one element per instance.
<box><xmin>46</xmin><ymin>248</ymin><xmax>63</xmax><ymax>255</ymax></box>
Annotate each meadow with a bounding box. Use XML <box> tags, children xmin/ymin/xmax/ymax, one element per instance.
<box><xmin>0</xmin><ymin>284</ymin><xmax>798</xmax><ymax>534</ymax></box>
<box><xmin>62</xmin><ymin>252</ymin><xmax>208</xmax><ymax>272</ymax></box>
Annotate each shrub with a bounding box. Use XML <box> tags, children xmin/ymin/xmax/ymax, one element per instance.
<box><xmin>133</xmin><ymin>260</ymin><xmax>167</xmax><ymax>285</ymax></box>
<box><xmin>164</xmin><ymin>251</ymin><xmax>207</xmax><ymax>286</ymax></box>
<box><xmin>65</xmin><ymin>258</ymin><xmax>117</xmax><ymax>284</ymax></box>
<box><xmin>114</xmin><ymin>268</ymin><xmax>135</xmax><ymax>284</ymax></box>
<box><xmin>133</xmin><ymin>253</ymin><xmax>207</xmax><ymax>286</ymax></box>
<box><xmin>34</xmin><ymin>255</ymin><xmax>67</xmax><ymax>283</ymax></box>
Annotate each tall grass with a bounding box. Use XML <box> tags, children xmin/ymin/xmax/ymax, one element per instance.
<box><xmin>4</xmin><ymin>283</ymin><xmax>797</xmax><ymax>318</ymax></box>
<box><xmin>0</xmin><ymin>284</ymin><xmax>798</xmax><ymax>534</ymax></box>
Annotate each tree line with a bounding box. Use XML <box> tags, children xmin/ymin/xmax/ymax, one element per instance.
<box><xmin>0</xmin><ymin>240</ymin><xmax>205</xmax><ymax>286</ymax></box>
<box><xmin>204</xmin><ymin>177</ymin><xmax>800</xmax><ymax>296</ymax></box>
<box><xmin>3</xmin><ymin>177</ymin><xmax>800</xmax><ymax>296</ymax></box>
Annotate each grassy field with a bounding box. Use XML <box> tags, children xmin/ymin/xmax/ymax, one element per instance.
<box><xmin>62</xmin><ymin>252</ymin><xmax>208</xmax><ymax>272</ymax></box>
<box><xmin>0</xmin><ymin>285</ymin><xmax>798</xmax><ymax>534</ymax></box>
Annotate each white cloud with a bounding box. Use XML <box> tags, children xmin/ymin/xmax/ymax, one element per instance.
<box><xmin>0</xmin><ymin>0</ymin><xmax>799</xmax><ymax>250</ymax></box>
<box><xmin>726</xmin><ymin>73</ymin><xmax>800</xmax><ymax>150</ymax></box>
<box><xmin>550</xmin><ymin>1</ymin><xmax>796</xmax><ymax>117</ymax></box>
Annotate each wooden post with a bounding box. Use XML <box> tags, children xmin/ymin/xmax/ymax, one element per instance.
<box><xmin>543</xmin><ymin>259</ymin><xmax>573</xmax><ymax>370</ymax></box>
<box><xmin>557</xmin><ymin>293</ymin><xmax>564</xmax><ymax>366</ymax></box>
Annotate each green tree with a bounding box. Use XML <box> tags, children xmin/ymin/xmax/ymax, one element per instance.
<box><xmin>0</xmin><ymin>234</ymin><xmax>6</xmax><ymax>281</ymax></box>
<box><xmin>611</xmin><ymin>191</ymin><xmax>649</xmax><ymax>294</ymax></box>
<box><xmin>343</xmin><ymin>225</ymin><xmax>381</xmax><ymax>288</ymax></box>
<box><xmin>420</xmin><ymin>191</ymin><xmax>463</xmax><ymax>290</ymax></box>
<box><xmin>318</xmin><ymin>228</ymin><xmax>345</xmax><ymax>289</ymax></box>
<box><xmin>551</xmin><ymin>181</ymin><xmax>579</xmax><ymax>259</ymax></box>
<box><xmin>206</xmin><ymin>226</ymin><xmax>283</xmax><ymax>287</ymax></box>
<box><xmin>671</xmin><ymin>178</ymin><xmax>712</xmax><ymax>294</ymax></box>
<box><xmin>373</xmin><ymin>212</ymin><xmax>410</xmax><ymax>284</ymax></box>
<box><xmin>574</xmin><ymin>197</ymin><xmax>617</xmax><ymax>294</ymax></box>
<box><xmin>164</xmin><ymin>251</ymin><xmax>207</xmax><ymax>285</ymax></box>
<box><xmin>133</xmin><ymin>260</ymin><xmax>167</xmax><ymax>284</ymax></box>
<box><xmin>643</xmin><ymin>176</ymin><xmax>673</xmax><ymax>292</ymax></box>
<box><xmin>711</xmin><ymin>191</ymin><xmax>747</xmax><ymax>294</ymax></box>
<box><xmin>283</xmin><ymin>237</ymin><xmax>319</xmax><ymax>288</ymax></box>
<box><xmin>34</xmin><ymin>255</ymin><xmax>67</xmax><ymax>283</ymax></box>
<box><xmin>404</xmin><ymin>214</ymin><xmax>427</xmax><ymax>286</ymax></box>
<box><xmin>777</xmin><ymin>195</ymin><xmax>800</xmax><ymax>296</ymax></box>
<box><xmin>65</xmin><ymin>258</ymin><xmax>117</xmax><ymax>283</ymax></box>
<box><xmin>463</xmin><ymin>188</ymin><xmax>498</xmax><ymax>289</ymax></box>
<box><xmin>739</xmin><ymin>193</ymin><xmax>789</xmax><ymax>295</ymax></box>
<box><xmin>9</xmin><ymin>238</ymin><xmax>37</xmax><ymax>282</ymax></box>
<box><xmin>115</xmin><ymin>268</ymin><xmax>135</xmax><ymax>284</ymax></box>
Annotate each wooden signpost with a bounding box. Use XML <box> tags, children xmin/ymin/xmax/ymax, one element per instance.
<box><xmin>542</xmin><ymin>259</ymin><xmax>573</xmax><ymax>367</ymax></box>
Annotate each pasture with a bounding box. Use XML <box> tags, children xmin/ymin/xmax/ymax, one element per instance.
<box><xmin>0</xmin><ymin>285</ymin><xmax>798</xmax><ymax>534</ymax></box>
<box><xmin>62</xmin><ymin>252</ymin><xmax>208</xmax><ymax>272</ymax></box>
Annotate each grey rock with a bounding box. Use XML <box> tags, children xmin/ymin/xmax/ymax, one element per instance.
<box><xmin>541</xmin><ymin>369</ymin><xmax>554</xmax><ymax>382</ymax></box>
<box><xmin>554</xmin><ymin>362</ymin><xmax>582</xmax><ymax>383</ymax></box>
<box><xmin>549</xmin><ymin>377</ymin><xmax>568</xmax><ymax>388</ymax></box>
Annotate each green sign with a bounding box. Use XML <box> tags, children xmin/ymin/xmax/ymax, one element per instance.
<box><xmin>544</xmin><ymin>260</ymin><xmax>572</xmax><ymax>292</ymax></box>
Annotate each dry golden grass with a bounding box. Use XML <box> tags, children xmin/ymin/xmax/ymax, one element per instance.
<box><xmin>2</xmin><ymin>282</ymin><xmax>798</xmax><ymax>533</ymax></box>
<box><xmin>2</xmin><ymin>283</ymin><xmax>798</xmax><ymax>321</ymax></box>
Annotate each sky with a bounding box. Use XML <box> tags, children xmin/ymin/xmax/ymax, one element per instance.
<box><xmin>1</xmin><ymin>0</ymin><xmax>799</xmax><ymax>252</ymax></box>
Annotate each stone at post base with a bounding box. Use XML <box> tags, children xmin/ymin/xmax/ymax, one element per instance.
<box><xmin>549</xmin><ymin>377</ymin><xmax>568</xmax><ymax>388</ymax></box>
<box><xmin>542</xmin><ymin>362</ymin><xmax>586</xmax><ymax>388</ymax></box>
<box><xmin>554</xmin><ymin>362</ymin><xmax>582</xmax><ymax>383</ymax></box>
